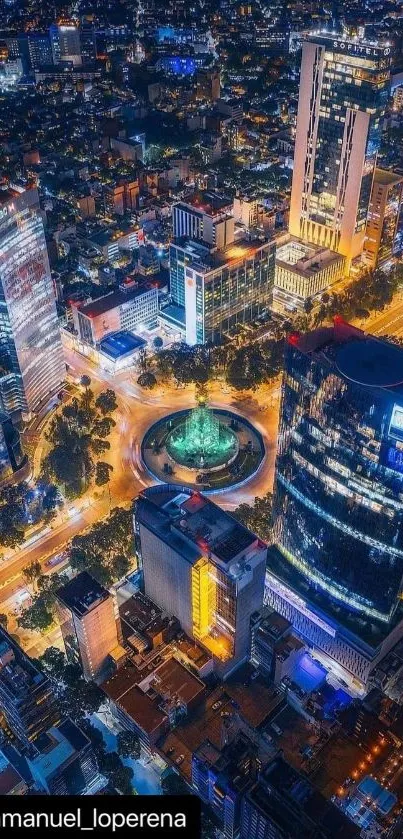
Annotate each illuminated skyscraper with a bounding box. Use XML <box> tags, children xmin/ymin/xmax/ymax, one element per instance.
<box><xmin>49</xmin><ymin>20</ymin><xmax>82</xmax><ymax>66</ymax></box>
<box><xmin>289</xmin><ymin>35</ymin><xmax>391</xmax><ymax>268</ymax></box>
<box><xmin>364</xmin><ymin>168</ymin><xmax>403</xmax><ymax>268</ymax></box>
<box><xmin>134</xmin><ymin>484</ymin><xmax>267</xmax><ymax>678</ymax></box>
<box><xmin>267</xmin><ymin>319</ymin><xmax>403</xmax><ymax>685</ymax></box>
<box><xmin>0</xmin><ymin>187</ymin><xmax>65</xmax><ymax>417</ymax></box>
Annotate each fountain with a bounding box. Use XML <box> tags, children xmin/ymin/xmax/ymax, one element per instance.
<box><xmin>165</xmin><ymin>401</ymin><xmax>238</xmax><ymax>470</ymax></box>
<box><xmin>141</xmin><ymin>399</ymin><xmax>265</xmax><ymax>492</ymax></box>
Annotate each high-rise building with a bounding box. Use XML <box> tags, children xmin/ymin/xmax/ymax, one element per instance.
<box><xmin>49</xmin><ymin>20</ymin><xmax>82</xmax><ymax>66</ymax></box>
<box><xmin>27</xmin><ymin>718</ymin><xmax>103</xmax><ymax>795</ymax></box>
<box><xmin>289</xmin><ymin>35</ymin><xmax>391</xmax><ymax>268</ymax></box>
<box><xmin>172</xmin><ymin>192</ymin><xmax>234</xmax><ymax>252</ymax></box>
<box><xmin>56</xmin><ymin>571</ymin><xmax>123</xmax><ymax>683</ymax></box>
<box><xmin>170</xmin><ymin>237</ymin><xmax>275</xmax><ymax>345</ymax></box>
<box><xmin>364</xmin><ymin>168</ymin><xmax>403</xmax><ymax>268</ymax></box>
<box><xmin>267</xmin><ymin>319</ymin><xmax>403</xmax><ymax>686</ymax></box>
<box><xmin>250</xmin><ymin>609</ymin><xmax>305</xmax><ymax>684</ymax></box>
<box><xmin>0</xmin><ymin>186</ymin><xmax>65</xmax><ymax>417</ymax></box>
<box><xmin>0</xmin><ymin>629</ymin><xmax>59</xmax><ymax>748</ymax></box>
<box><xmin>0</xmin><ymin>411</ymin><xmax>24</xmax><ymax>478</ymax></box>
<box><xmin>192</xmin><ymin>731</ymin><xmax>260</xmax><ymax>839</ymax></box>
<box><xmin>240</xmin><ymin>755</ymin><xmax>360</xmax><ymax>839</ymax></box>
<box><xmin>80</xmin><ymin>20</ymin><xmax>97</xmax><ymax>64</ymax></box>
<box><xmin>134</xmin><ymin>484</ymin><xmax>267</xmax><ymax>678</ymax></box>
<box><xmin>27</xmin><ymin>33</ymin><xmax>53</xmax><ymax>69</ymax></box>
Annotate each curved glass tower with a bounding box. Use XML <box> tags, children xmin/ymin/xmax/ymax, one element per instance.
<box><xmin>273</xmin><ymin>319</ymin><xmax>403</xmax><ymax>624</ymax></box>
<box><xmin>0</xmin><ymin>187</ymin><xmax>65</xmax><ymax>416</ymax></box>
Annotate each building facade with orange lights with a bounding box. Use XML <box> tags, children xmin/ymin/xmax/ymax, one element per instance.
<box><xmin>134</xmin><ymin>485</ymin><xmax>267</xmax><ymax>678</ymax></box>
<box><xmin>363</xmin><ymin>168</ymin><xmax>403</xmax><ymax>268</ymax></box>
<box><xmin>289</xmin><ymin>35</ymin><xmax>391</xmax><ymax>270</ymax></box>
<box><xmin>56</xmin><ymin>571</ymin><xmax>124</xmax><ymax>684</ymax></box>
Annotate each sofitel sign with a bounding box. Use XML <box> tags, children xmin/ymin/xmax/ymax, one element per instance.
<box><xmin>332</xmin><ymin>40</ymin><xmax>391</xmax><ymax>58</ymax></box>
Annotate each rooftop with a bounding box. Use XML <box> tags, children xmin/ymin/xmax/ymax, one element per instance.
<box><xmin>291</xmin><ymin>319</ymin><xmax>403</xmax><ymax>394</ymax></box>
<box><xmin>0</xmin><ymin>627</ymin><xmax>49</xmax><ymax>698</ymax></box>
<box><xmin>136</xmin><ymin>484</ymin><xmax>260</xmax><ymax>567</ymax></box>
<box><xmin>101</xmin><ymin>668</ymin><xmax>168</xmax><ymax>738</ymax></box>
<box><xmin>276</xmin><ymin>239</ymin><xmax>344</xmax><ymax>277</ymax></box>
<box><xmin>119</xmin><ymin>592</ymin><xmax>163</xmax><ymax>636</ymax></box>
<box><xmin>0</xmin><ymin>762</ymin><xmax>25</xmax><ymax>794</ymax></box>
<box><xmin>336</xmin><ymin>337</ymin><xmax>403</xmax><ymax>389</ymax></box>
<box><xmin>173</xmin><ymin>235</ymin><xmax>273</xmax><ymax>274</ymax></box>
<box><xmin>153</xmin><ymin>657</ymin><xmax>205</xmax><ymax>707</ymax></box>
<box><xmin>99</xmin><ymin>331</ymin><xmax>146</xmax><ymax>359</ymax></box>
<box><xmin>30</xmin><ymin>720</ymin><xmax>88</xmax><ymax>779</ymax></box>
<box><xmin>373</xmin><ymin>167</ymin><xmax>403</xmax><ymax>187</ymax></box>
<box><xmin>181</xmin><ymin>190</ymin><xmax>232</xmax><ymax>216</ymax></box>
<box><xmin>74</xmin><ymin>284</ymin><xmax>155</xmax><ymax>320</ymax></box>
<box><xmin>247</xmin><ymin>755</ymin><xmax>360</xmax><ymax>838</ymax></box>
<box><xmin>56</xmin><ymin>571</ymin><xmax>110</xmax><ymax>618</ymax></box>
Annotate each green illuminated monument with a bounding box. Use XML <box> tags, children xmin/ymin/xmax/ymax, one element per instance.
<box><xmin>166</xmin><ymin>401</ymin><xmax>238</xmax><ymax>469</ymax></box>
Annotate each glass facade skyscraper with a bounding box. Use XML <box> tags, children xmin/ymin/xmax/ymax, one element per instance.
<box><xmin>0</xmin><ymin>187</ymin><xmax>65</xmax><ymax>416</ymax></box>
<box><xmin>273</xmin><ymin>320</ymin><xmax>403</xmax><ymax>625</ymax></box>
<box><xmin>289</xmin><ymin>35</ymin><xmax>391</xmax><ymax>266</ymax></box>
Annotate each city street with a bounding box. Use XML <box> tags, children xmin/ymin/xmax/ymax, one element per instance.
<box><xmin>0</xmin><ymin>346</ymin><xmax>280</xmax><ymax>604</ymax></box>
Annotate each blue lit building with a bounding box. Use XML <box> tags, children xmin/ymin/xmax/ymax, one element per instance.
<box><xmin>157</xmin><ymin>56</ymin><xmax>204</xmax><ymax>76</ymax></box>
<box><xmin>28</xmin><ymin>719</ymin><xmax>103</xmax><ymax>795</ymax></box>
<box><xmin>267</xmin><ymin>319</ymin><xmax>403</xmax><ymax>686</ymax></box>
<box><xmin>192</xmin><ymin>732</ymin><xmax>260</xmax><ymax>839</ymax></box>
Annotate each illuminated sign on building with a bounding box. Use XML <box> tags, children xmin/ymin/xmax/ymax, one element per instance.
<box><xmin>389</xmin><ymin>404</ymin><xmax>403</xmax><ymax>441</ymax></box>
<box><xmin>332</xmin><ymin>40</ymin><xmax>390</xmax><ymax>58</ymax></box>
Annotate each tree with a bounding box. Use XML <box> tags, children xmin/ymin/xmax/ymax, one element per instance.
<box><xmin>153</xmin><ymin>336</ymin><xmax>163</xmax><ymax>350</ymax></box>
<box><xmin>201</xmin><ymin>808</ymin><xmax>218</xmax><ymax>839</ymax></box>
<box><xmin>232</xmin><ymin>492</ymin><xmax>273</xmax><ymax>543</ymax></box>
<box><xmin>23</xmin><ymin>561</ymin><xmax>43</xmax><ymax>592</ymax></box>
<box><xmin>37</xmin><ymin>651</ymin><xmax>103</xmax><ymax>717</ymax></box>
<box><xmin>137</xmin><ymin>372</ymin><xmax>157</xmax><ymax>389</ymax></box>
<box><xmin>70</xmin><ymin>507</ymin><xmax>134</xmax><ymax>585</ymax></box>
<box><xmin>95</xmin><ymin>389</ymin><xmax>118</xmax><ymax>416</ymax></box>
<box><xmin>226</xmin><ymin>345</ymin><xmax>266</xmax><ymax>390</ymax></box>
<box><xmin>39</xmin><ymin>646</ymin><xmax>66</xmax><ymax>680</ymax></box>
<box><xmin>99</xmin><ymin>752</ymin><xmax>134</xmax><ymax>795</ymax></box>
<box><xmin>0</xmin><ymin>613</ymin><xmax>8</xmax><ymax>630</ymax></box>
<box><xmin>112</xmin><ymin>553</ymin><xmax>131</xmax><ymax>580</ymax></box>
<box><xmin>18</xmin><ymin>596</ymin><xmax>53</xmax><ymax>631</ymax></box>
<box><xmin>116</xmin><ymin>730</ymin><xmax>141</xmax><ymax>760</ymax></box>
<box><xmin>93</xmin><ymin>417</ymin><xmax>116</xmax><ymax>438</ymax></box>
<box><xmin>95</xmin><ymin>461</ymin><xmax>113</xmax><ymax>486</ymax></box>
<box><xmin>161</xmin><ymin>771</ymin><xmax>190</xmax><ymax>796</ymax></box>
<box><xmin>91</xmin><ymin>437</ymin><xmax>111</xmax><ymax>456</ymax></box>
<box><xmin>0</xmin><ymin>501</ymin><xmax>25</xmax><ymax>548</ymax></box>
<box><xmin>80</xmin><ymin>375</ymin><xmax>91</xmax><ymax>390</ymax></box>
<box><xmin>42</xmin><ymin>484</ymin><xmax>61</xmax><ymax>513</ymax></box>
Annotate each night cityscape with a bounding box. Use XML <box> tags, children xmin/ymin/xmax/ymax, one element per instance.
<box><xmin>2</xmin><ymin>0</ymin><xmax>403</xmax><ymax>836</ymax></box>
